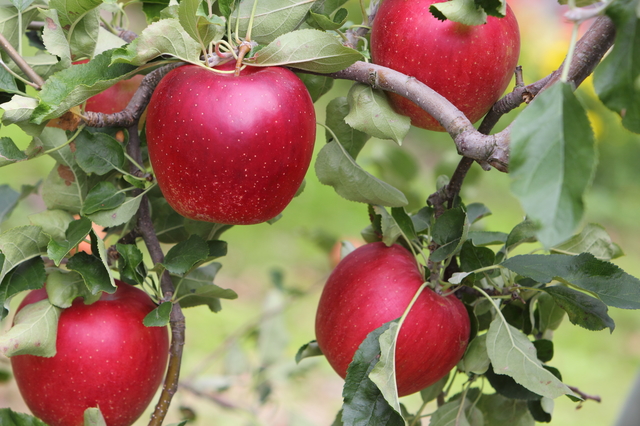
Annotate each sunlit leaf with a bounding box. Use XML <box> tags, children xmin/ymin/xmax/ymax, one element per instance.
<box><xmin>0</xmin><ymin>299</ymin><xmax>61</xmax><ymax>357</ymax></box>
<box><xmin>143</xmin><ymin>301</ymin><xmax>172</xmax><ymax>326</ymax></box>
<box><xmin>231</xmin><ymin>0</ymin><xmax>316</xmax><ymax>44</ymax></box>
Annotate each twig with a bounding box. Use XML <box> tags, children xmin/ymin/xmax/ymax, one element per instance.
<box><xmin>0</xmin><ymin>31</ymin><xmax>44</xmax><ymax>88</ymax></box>
<box><xmin>568</xmin><ymin>385</ymin><xmax>602</xmax><ymax>404</ymax></box>
<box><xmin>83</xmin><ymin>63</ymin><xmax>183</xmax><ymax>128</ymax></box>
<box><xmin>124</xmin><ymin>120</ymin><xmax>186</xmax><ymax>426</ymax></box>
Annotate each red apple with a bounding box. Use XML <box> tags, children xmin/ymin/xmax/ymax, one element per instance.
<box><xmin>370</xmin><ymin>0</ymin><xmax>520</xmax><ymax>131</ymax></box>
<box><xmin>315</xmin><ymin>242</ymin><xmax>470</xmax><ymax>397</ymax></box>
<box><xmin>145</xmin><ymin>63</ymin><xmax>316</xmax><ymax>225</ymax></box>
<box><xmin>10</xmin><ymin>281</ymin><xmax>169</xmax><ymax>426</ymax></box>
<box><xmin>74</xmin><ymin>60</ymin><xmax>144</xmax><ymax>114</ymax></box>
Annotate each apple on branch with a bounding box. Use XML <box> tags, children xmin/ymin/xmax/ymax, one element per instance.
<box><xmin>315</xmin><ymin>242</ymin><xmax>470</xmax><ymax>397</ymax></box>
<box><xmin>145</xmin><ymin>62</ymin><xmax>316</xmax><ymax>225</ymax></box>
<box><xmin>10</xmin><ymin>281</ymin><xmax>169</xmax><ymax>426</ymax></box>
<box><xmin>370</xmin><ymin>0</ymin><xmax>521</xmax><ymax>131</ymax></box>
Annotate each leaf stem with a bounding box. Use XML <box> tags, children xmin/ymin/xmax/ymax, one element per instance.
<box><xmin>41</xmin><ymin>125</ymin><xmax>86</xmax><ymax>156</ymax></box>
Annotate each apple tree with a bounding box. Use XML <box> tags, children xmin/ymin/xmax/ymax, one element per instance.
<box><xmin>0</xmin><ymin>0</ymin><xmax>639</xmax><ymax>425</ymax></box>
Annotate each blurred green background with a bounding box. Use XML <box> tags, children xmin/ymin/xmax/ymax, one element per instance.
<box><xmin>1</xmin><ymin>1</ymin><xmax>640</xmax><ymax>425</ymax></box>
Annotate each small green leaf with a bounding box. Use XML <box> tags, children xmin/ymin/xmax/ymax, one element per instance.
<box><xmin>341</xmin><ymin>321</ymin><xmax>405</xmax><ymax>426</ymax></box>
<box><xmin>0</xmin><ymin>408</ymin><xmax>49</xmax><ymax>425</ymax></box>
<box><xmin>0</xmin><ymin>226</ymin><xmax>49</xmax><ymax>284</ymax></box>
<box><xmin>431</xmin><ymin>207</ymin><xmax>468</xmax><ymax>262</ymax></box>
<box><xmin>593</xmin><ymin>0</ymin><xmax>640</xmax><ymax>133</ymax></box>
<box><xmin>295</xmin><ymin>340</ymin><xmax>323</xmax><ymax>363</ymax></box>
<box><xmin>430</xmin><ymin>0</ymin><xmax>488</xmax><ymax>25</ymax></box>
<box><xmin>297</xmin><ymin>73</ymin><xmax>334</xmax><ymax>103</ymax></box>
<box><xmin>116</xmin><ymin>243</ymin><xmax>146</xmax><ymax>285</ymax></box>
<box><xmin>173</xmin><ymin>264</ymin><xmax>237</xmax><ymax>312</ymax></box>
<box><xmin>315</xmin><ymin>141</ymin><xmax>408</xmax><ymax>207</ymax></box>
<box><xmin>466</xmin><ymin>202</ymin><xmax>492</xmax><ymax>224</ymax></box>
<box><xmin>0</xmin><ymin>257</ymin><xmax>45</xmax><ymax>318</ymax></box>
<box><xmin>502</xmin><ymin>253</ymin><xmax>640</xmax><ymax>309</ymax></box>
<box><xmin>0</xmin><ymin>299</ymin><xmax>61</xmax><ymax>357</ymax></box>
<box><xmin>429</xmin><ymin>398</ymin><xmax>474</xmax><ymax>426</ymax></box>
<box><xmin>86</xmin><ymin>193</ymin><xmax>144</xmax><ymax>227</ymax></box>
<box><xmin>82</xmin><ymin>182</ymin><xmax>126</xmax><ymax>215</ymax></box>
<box><xmin>485</xmin><ymin>364</ymin><xmax>541</xmax><ymax>401</ymax></box>
<box><xmin>66</xmin><ymin>252</ymin><xmax>116</xmax><ymax>295</ymax></box>
<box><xmin>542</xmin><ymin>285</ymin><xmax>615</xmax><ymax>332</ymax></box>
<box><xmin>369</xmin><ymin>320</ymin><xmax>402</xmax><ymax>416</ymax></box>
<box><xmin>83</xmin><ymin>407</ymin><xmax>107</xmax><ymax>426</ymax></box>
<box><xmin>45</xmin><ymin>270</ymin><xmax>89</xmax><ymax>308</ymax></box>
<box><xmin>510</xmin><ymin>83</ymin><xmax>597</xmax><ymax>248</ymax></box>
<box><xmin>231</xmin><ymin>0</ymin><xmax>315</xmax><ymax>44</ymax></box>
<box><xmin>0</xmin><ymin>137</ymin><xmax>27</xmax><ymax>167</ymax></box>
<box><xmin>476</xmin><ymin>393</ymin><xmax>535</xmax><ymax>426</ymax></box>
<box><xmin>0</xmin><ymin>185</ymin><xmax>20</xmax><ymax>223</ymax></box>
<box><xmin>251</xmin><ymin>29</ymin><xmax>363</xmax><ymax>73</ymax></box>
<box><xmin>486</xmin><ymin>317</ymin><xmax>573</xmax><ymax>399</ymax></box>
<box><xmin>111</xmin><ymin>18</ymin><xmax>202</xmax><ymax>65</ymax></box>
<box><xmin>345</xmin><ymin>84</ymin><xmax>411</xmax><ymax>145</ymax></box>
<box><xmin>308</xmin><ymin>8</ymin><xmax>348</xmax><ymax>31</ymax></box>
<box><xmin>143</xmin><ymin>301</ymin><xmax>172</xmax><ymax>326</ymax></box>
<box><xmin>536</xmin><ymin>292</ymin><xmax>565</xmax><ymax>333</ymax></box>
<box><xmin>47</xmin><ymin>217</ymin><xmax>93</xmax><ymax>265</ymax></box>
<box><xmin>419</xmin><ymin>373</ymin><xmax>449</xmax><ymax>404</ymax></box>
<box><xmin>460</xmin><ymin>240</ymin><xmax>495</xmax><ymax>272</ymax></box>
<box><xmin>325</xmin><ymin>96</ymin><xmax>370</xmax><ymax>159</ymax></box>
<box><xmin>162</xmin><ymin>234</ymin><xmax>209</xmax><ymax>275</ymax></box>
<box><xmin>28</xmin><ymin>209</ymin><xmax>74</xmax><ymax>242</ymax></box>
<box><xmin>459</xmin><ymin>334</ymin><xmax>490</xmax><ymax>375</ymax></box>
<box><xmin>179</xmin><ymin>0</ymin><xmax>225</xmax><ymax>48</ymax></box>
<box><xmin>505</xmin><ymin>220</ymin><xmax>538</xmax><ymax>252</ymax></box>
<box><xmin>75</xmin><ymin>130</ymin><xmax>126</xmax><ymax>175</ymax></box>
<box><xmin>468</xmin><ymin>231</ymin><xmax>508</xmax><ymax>246</ymax></box>
<box><xmin>551</xmin><ymin>223</ymin><xmax>623</xmax><ymax>260</ymax></box>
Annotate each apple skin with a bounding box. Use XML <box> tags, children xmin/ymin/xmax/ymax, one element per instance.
<box><xmin>145</xmin><ymin>64</ymin><xmax>316</xmax><ymax>225</ymax></box>
<box><xmin>10</xmin><ymin>281</ymin><xmax>169</xmax><ymax>426</ymax></box>
<box><xmin>315</xmin><ymin>242</ymin><xmax>470</xmax><ymax>397</ymax></box>
<box><xmin>370</xmin><ymin>0</ymin><xmax>520</xmax><ymax>131</ymax></box>
<box><xmin>74</xmin><ymin>60</ymin><xmax>144</xmax><ymax>114</ymax></box>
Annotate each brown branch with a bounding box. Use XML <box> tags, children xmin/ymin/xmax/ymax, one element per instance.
<box><xmin>0</xmin><ymin>31</ymin><xmax>44</xmax><ymax>88</ymax></box>
<box><xmin>124</xmin><ymin>121</ymin><xmax>186</xmax><ymax>426</ymax></box>
<box><xmin>325</xmin><ymin>15</ymin><xmax>616</xmax><ymax>172</ymax></box>
<box><xmin>83</xmin><ymin>63</ymin><xmax>183</xmax><ymax>128</ymax></box>
<box><xmin>568</xmin><ymin>385</ymin><xmax>602</xmax><ymax>405</ymax></box>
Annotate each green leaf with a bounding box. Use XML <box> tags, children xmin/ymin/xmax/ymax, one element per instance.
<box><xmin>468</xmin><ymin>231</ymin><xmax>508</xmax><ymax>246</ymax></box>
<box><xmin>431</xmin><ymin>207</ymin><xmax>468</xmax><ymax>262</ymax></box>
<box><xmin>308</xmin><ymin>8</ymin><xmax>348</xmax><ymax>30</ymax></box>
<box><xmin>296</xmin><ymin>73</ymin><xmax>334</xmax><ymax>103</ymax></box>
<box><xmin>111</xmin><ymin>18</ymin><xmax>202</xmax><ymax>65</ymax></box>
<box><xmin>486</xmin><ymin>317</ymin><xmax>574</xmax><ymax>399</ymax></box>
<box><xmin>325</xmin><ymin>96</ymin><xmax>370</xmax><ymax>159</ymax></box>
<box><xmin>502</xmin><ymin>253</ymin><xmax>640</xmax><ymax>309</ymax></box>
<box><xmin>369</xmin><ymin>320</ymin><xmax>403</xmax><ymax>417</ymax></box>
<box><xmin>485</xmin><ymin>365</ymin><xmax>541</xmax><ymax>401</ymax></box>
<box><xmin>476</xmin><ymin>393</ymin><xmax>535</xmax><ymax>426</ymax></box>
<box><xmin>510</xmin><ymin>83</ymin><xmax>597</xmax><ymax>248</ymax></box>
<box><xmin>536</xmin><ymin>292</ymin><xmax>565</xmax><ymax>333</ymax></box>
<box><xmin>542</xmin><ymin>285</ymin><xmax>615</xmax><ymax>332</ymax></box>
<box><xmin>50</xmin><ymin>0</ymin><xmax>101</xmax><ymax>28</ymax></box>
<box><xmin>371</xmin><ymin>206</ymin><xmax>402</xmax><ymax>246</ymax></box>
<box><xmin>28</xmin><ymin>209</ymin><xmax>74</xmax><ymax>241</ymax></box>
<box><xmin>593</xmin><ymin>0</ymin><xmax>640</xmax><ymax>133</ymax></box>
<box><xmin>460</xmin><ymin>240</ymin><xmax>495</xmax><ymax>272</ymax></box>
<box><xmin>66</xmin><ymin>252</ymin><xmax>116</xmax><ymax>295</ymax></box>
<box><xmin>411</xmin><ymin>206</ymin><xmax>433</xmax><ymax>233</ymax></box>
<box><xmin>231</xmin><ymin>0</ymin><xmax>315</xmax><ymax>44</ymax></box>
<box><xmin>32</xmin><ymin>50</ymin><xmax>139</xmax><ymax>123</ymax></box>
<box><xmin>0</xmin><ymin>137</ymin><xmax>27</xmax><ymax>167</ymax></box>
<box><xmin>504</xmin><ymin>220</ymin><xmax>538</xmax><ymax>252</ymax></box>
<box><xmin>83</xmin><ymin>407</ymin><xmax>107</xmax><ymax>426</ymax></box>
<box><xmin>0</xmin><ymin>95</ymin><xmax>44</xmax><ymax>137</ymax></box>
<box><xmin>163</xmin><ymin>234</ymin><xmax>209</xmax><ymax>275</ymax></box>
<box><xmin>466</xmin><ymin>202</ymin><xmax>492</xmax><ymax>224</ymax></box>
<box><xmin>143</xmin><ymin>301</ymin><xmax>172</xmax><ymax>326</ymax></box>
<box><xmin>150</xmin><ymin>196</ymin><xmax>190</xmax><ymax>243</ymax></box>
<box><xmin>68</xmin><ymin>8</ymin><xmax>101</xmax><ymax>60</ymax></box>
<box><xmin>345</xmin><ymin>84</ymin><xmax>411</xmax><ymax>145</ymax></box>
<box><xmin>82</xmin><ymin>182</ymin><xmax>126</xmax><ymax>215</ymax></box>
<box><xmin>0</xmin><ymin>257</ymin><xmax>45</xmax><ymax>318</ymax></box>
<box><xmin>86</xmin><ymin>192</ymin><xmax>144</xmax><ymax>227</ymax></box>
<box><xmin>116</xmin><ymin>243</ymin><xmax>146</xmax><ymax>285</ymax></box>
<box><xmin>341</xmin><ymin>321</ymin><xmax>405</xmax><ymax>426</ymax></box>
<box><xmin>419</xmin><ymin>373</ymin><xmax>449</xmax><ymax>404</ymax></box>
<box><xmin>75</xmin><ymin>130</ymin><xmax>126</xmax><ymax>175</ymax></box>
<box><xmin>173</xmin><ymin>263</ymin><xmax>237</xmax><ymax>311</ymax></box>
<box><xmin>459</xmin><ymin>334</ymin><xmax>490</xmax><ymax>375</ymax></box>
<box><xmin>250</xmin><ymin>29</ymin><xmax>363</xmax><ymax>73</ymax></box>
<box><xmin>551</xmin><ymin>223</ymin><xmax>623</xmax><ymax>260</ymax></box>
<box><xmin>532</xmin><ymin>340</ymin><xmax>554</xmax><ymax>363</ymax></box>
<box><xmin>45</xmin><ymin>269</ymin><xmax>91</xmax><ymax>308</ymax></box>
<box><xmin>315</xmin><ymin>141</ymin><xmax>408</xmax><ymax>207</ymax></box>
<box><xmin>0</xmin><ymin>408</ymin><xmax>49</xmax><ymax>426</ymax></box>
<box><xmin>178</xmin><ymin>0</ymin><xmax>225</xmax><ymax>48</ymax></box>
<box><xmin>0</xmin><ymin>185</ymin><xmax>20</xmax><ymax>223</ymax></box>
<box><xmin>47</xmin><ymin>216</ymin><xmax>93</xmax><ymax>265</ymax></box>
<box><xmin>0</xmin><ymin>299</ymin><xmax>61</xmax><ymax>357</ymax></box>
<box><xmin>429</xmin><ymin>0</ymin><xmax>488</xmax><ymax>25</ymax></box>
<box><xmin>0</xmin><ymin>226</ymin><xmax>49</xmax><ymax>285</ymax></box>
<box><xmin>295</xmin><ymin>340</ymin><xmax>323</xmax><ymax>363</ymax></box>
<box><xmin>0</xmin><ymin>66</ymin><xmax>20</xmax><ymax>95</ymax></box>
<box><xmin>430</xmin><ymin>398</ymin><xmax>476</xmax><ymax>426</ymax></box>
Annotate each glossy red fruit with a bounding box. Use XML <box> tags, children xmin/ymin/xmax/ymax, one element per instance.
<box><xmin>74</xmin><ymin>60</ymin><xmax>144</xmax><ymax>114</ymax></box>
<box><xmin>315</xmin><ymin>242</ymin><xmax>470</xmax><ymax>397</ymax></box>
<box><xmin>145</xmin><ymin>64</ymin><xmax>316</xmax><ymax>225</ymax></box>
<box><xmin>11</xmin><ymin>281</ymin><xmax>169</xmax><ymax>426</ymax></box>
<box><xmin>370</xmin><ymin>0</ymin><xmax>520</xmax><ymax>131</ymax></box>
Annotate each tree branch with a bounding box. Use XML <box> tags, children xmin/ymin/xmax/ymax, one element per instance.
<box><xmin>326</xmin><ymin>15</ymin><xmax>616</xmax><ymax>172</ymax></box>
<box><xmin>0</xmin><ymin>31</ymin><xmax>44</xmax><ymax>88</ymax></box>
